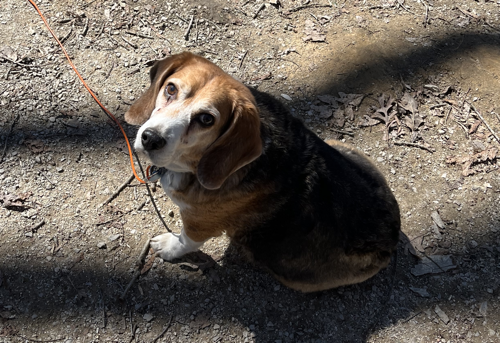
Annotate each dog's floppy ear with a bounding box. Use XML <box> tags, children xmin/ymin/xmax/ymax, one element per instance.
<box><xmin>124</xmin><ymin>53</ymin><xmax>191</xmax><ymax>125</ymax></box>
<box><xmin>197</xmin><ymin>97</ymin><xmax>262</xmax><ymax>190</ymax></box>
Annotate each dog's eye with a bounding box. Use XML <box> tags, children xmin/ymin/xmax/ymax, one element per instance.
<box><xmin>197</xmin><ymin>113</ymin><xmax>215</xmax><ymax>127</ymax></box>
<box><xmin>165</xmin><ymin>83</ymin><xmax>177</xmax><ymax>96</ymax></box>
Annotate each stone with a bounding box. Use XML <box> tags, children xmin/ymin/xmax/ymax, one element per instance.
<box><xmin>411</xmin><ymin>255</ymin><xmax>456</xmax><ymax>276</ymax></box>
<box><xmin>281</xmin><ymin>94</ymin><xmax>292</xmax><ymax>101</ymax></box>
<box><xmin>434</xmin><ymin>305</ymin><xmax>449</xmax><ymax>324</ymax></box>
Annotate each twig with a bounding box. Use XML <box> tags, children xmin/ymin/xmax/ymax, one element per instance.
<box><xmin>128</xmin><ymin>310</ymin><xmax>137</xmax><ymax>343</ymax></box>
<box><xmin>195</xmin><ymin>19</ymin><xmax>199</xmax><ymax>43</ymax></box>
<box><xmin>121</xmin><ymin>36</ymin><xmax>138</xmax><ymax>49</ymax></box>
<box><xmin>4</xmin><ymin>66</ymin><xmax>12</xmax><ymax>79</ymax></box>
<box><xmin>469</xmin><ymin>104</ymin><xmax>500</xmax><ymax>145</ymax></box>
<box><xmin>39</xmin><ymin>170</ymin><xmax>55</xmax><ymax>185</ymax></box>
<box><xmin>82</xmin><ymin>0</ymin><xmax>98</xmax><ymax>8</ymax></box>
<box><xmin>152</xmin><ymin>316</ymin><xmax>174</xmax><ymax>343</ymax></box>
<box><xmin>57</xmin><ymin>18</ymin><xmax>74</xmax><ymax>24</ymax></box>
<box><xmin>330</xmin><ymin>127</ymin><xmax>354</xmax><ymax>137</ymax></box>
<box><xmin>100</xmin><ymin>174</ymin><xmax>135</xmax><ymax>207</ymax></box>
<box><xmin>175</xmin><ymin>14</ymin><xmax>188</xmax><ymax>23</ymax></box>
<box><xmin>120</xmin><ymin>239</ymin><xmax>151</xmax><ymax>300</ymax></box>
<box><xmin>402</xmin><ymin>311</ymin><xmax>422</xmax><ymax>323</ymax></box>
<box><xmin>253</xmin><ymin>3</ymin><xmax>265</xmax><ymax>19</ymax></box>
<box><xmin>30</xmin><ymin>220</ymin><xmax>46</xmax><ymax>233</ymax></box>
<box><xmin>454</xmin><ymin>119</ymin><xmax>469</xmax><ymax>139</ymax></box>
<box><xmin>125</xmin><ymin>30</ymin><xmax>154</xmax><ymax>39</ymax></box>
<box><xmin>0</xmin><ymin>56</ymin><xmax>39</xmax><ymax>68</ymax></box>
<box><xmin>0</xmin><ymin>113</ymin><xmax>19</xmax><ymax>163</ymax></box>
<box><xmin>59</xmin><ymin>26</ymin><xmax>73</xmax><ymax>43</ymax></box>
<box><xmin>184</xmin><ymin>15</ymin><xmax>194</xmax><ymax>41</ymax></box>
<box><xmin>81</xmin><ymin>17</ymin><xmax>89</xmax><ymax>36</ymax></box>
<box><xmin>14</xmin><ymin>335</ymin><xmax>64</xmax><ymax>343</ymax></box>
<box><xmin>494</xmin><ymin>112</ymin><xmax>500</xmax><ymax>126</ymax></box>
<box><xmin>99</xmin><ymin>289</ymin><xmax>107</xmax><ymax>329</ymax></box>
<box><xmin>421</xmin><ymin>0</ymin><xmax>429</xmax><ymax>27</ymax></box>
<box><xmin>457</xmin><ymin>7</ymin><xmax>479</xmax><ymax>20</ymax></box>
<box><xmin>239</xmin><ymin>50</ymin><xmax>248</xmax><ymax>69</ymax></box>
<box><xmin>393</xmin><ymin>141</ymin><xmax>434</xmax><ymax>153</ymax></box>
<box><xmin>288</xmin><ymin>3</ymin><xmax>332</xmax><ymax>13</ymax></box>
<box><xmin>444</xmin><ymin>105</ymin><xmax>453</xmax><ymax>124</ymax></box>
<box><xmin>136</xmin><ymin>199</ymin><xmax>147</xmax><ymax>211</ymax></box>
<box><xmin>395</xmin><ymin>0</ymin><xmax>415</xmax><ymax>15</ymax></box>
<box><xmin>280</xmin><ymin>58</ymin><xmax>301</xmax><ymax>69</ymax></box>
<box><xmin>105</xmin><ymin>61</ymin><xmax>115</xmax><ymax>79</ymax></box>
<box><xmin>429</xmin><ymin>103</ymin><xmax>447</xmax><ymax>110</ymax></box>
<box><xmin>94</xmin><ymin>22</ymin><xmax>105</xmax><ymax>39</ymax></box>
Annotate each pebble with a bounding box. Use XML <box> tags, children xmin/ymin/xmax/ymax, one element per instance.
<box><xmin>469</xmin><ymin>240</ymin><xmax>478</xmax><ymax>248</ymax></box>
<box><xmin>431</xmin><ymin>211</ymin><xmax>445</xmax><ymax>229</ymax></box>
<box><xmin>281</xmin><ymin>94</ymin><xmax>292</xmax><ymax>101</ymax></box>
<box><xmin>409</xmin><ymin>287</ymin><xmax>430</xmax><ymax>298</ymax></box>
<box><xmin>411</xmin><ymin>255</ymin><xmax>456</xmax><ymax>276</ymax></box>
<box><xmin>97</xmin><ymin>242</ymin><xmax>107</xmax><ymax>249</ymax></box>
<box><xmin>434</xmin><ymin>305</ymin><xmax>450</xmax><ymax>324</ymax></box>
<box><xmin>109</xmin><ymin>234</ymin><xmax>121</xmax><ymax>241</ymax></box>
<box><xmin>143</xmin><ymin>313</ymin><xmax>154</xmax><ymax>322</ymax></box>
<box><xmin>49</xmin><ymin>116</ymin><xmax>56</xmax><ymax>122</ymax></box>
<box><xmin>479</xmin><ymin>301</ymin><xmax>487</xmax><ymax>316</ymax></box>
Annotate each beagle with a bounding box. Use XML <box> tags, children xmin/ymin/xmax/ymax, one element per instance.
<box><xmin>125</xmin><ymin>52</ymin><xmax>400</xmax><ymax>292</ymax></box>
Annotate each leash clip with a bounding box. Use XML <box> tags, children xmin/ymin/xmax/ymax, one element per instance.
<box><xmin>146</xmin><ymin>165</ymin><xmax>166</xmax><ymax>183</ymax></box>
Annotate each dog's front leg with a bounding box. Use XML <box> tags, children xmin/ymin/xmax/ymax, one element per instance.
<box><xmin>150</xmin><ymin>229</ymin><xmax>204</xmax><ymax>261</ymax></box>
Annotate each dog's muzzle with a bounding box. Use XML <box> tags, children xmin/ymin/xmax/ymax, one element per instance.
<box><xmin>141</xmin><ymin>128</ymin><xmax>166</xmax><ymax>151</ymax></box>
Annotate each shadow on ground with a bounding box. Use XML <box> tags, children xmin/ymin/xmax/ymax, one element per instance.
<box><xmin>1</xmin><ymin>29</ymin><xmax>500</xmax><ymax>342</ymax></box>
<box><xmin>0</xmin><ymin>227</ymin><xmax>499</xmax><ymax>342</ymax></box>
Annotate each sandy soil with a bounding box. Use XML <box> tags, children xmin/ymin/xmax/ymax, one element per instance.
<box><xmin>1</xmin><ymin>0</ymin><xmax>500</xmax><ymax>342</ymax></box>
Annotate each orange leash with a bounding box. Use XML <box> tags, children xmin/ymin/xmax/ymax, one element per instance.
<box><xmin>27</xmin><ymin>0</ymin><xmax>146</xmax><ymax>184</ymax></box>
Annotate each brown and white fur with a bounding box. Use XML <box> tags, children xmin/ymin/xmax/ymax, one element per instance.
<box><xmin>125</xmin><ymin>52</ymin><xmax>400</xmax><ymax>292</ymax></box>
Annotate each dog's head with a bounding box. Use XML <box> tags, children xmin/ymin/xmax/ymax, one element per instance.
<box><xmin>125</xmin><ymin>52</ymin><xmax>262</xmax><ymax>190</ymax></box>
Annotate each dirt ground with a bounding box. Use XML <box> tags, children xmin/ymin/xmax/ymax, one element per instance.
<box><xmin>1</xmin><ymin>0</ymin><xmax>500</xmax><ymax>342</ymax></box>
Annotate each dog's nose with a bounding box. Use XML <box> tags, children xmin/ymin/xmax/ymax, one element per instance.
<box><xmin>141</xmin><ymin>129</ymin><xmax>166</xmax><ymax>151</ymax></box>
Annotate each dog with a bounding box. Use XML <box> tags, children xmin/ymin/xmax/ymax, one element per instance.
<box><xmin>125</xmin><ymin>52</ymin><xmax>400</xmax><ymax>292</ymax></box>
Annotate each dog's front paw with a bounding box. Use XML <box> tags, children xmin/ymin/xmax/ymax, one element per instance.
<box><xmin>150</xmin><ymin>231</ymin><xmax>204</xmax><ymax>261</ymax></box>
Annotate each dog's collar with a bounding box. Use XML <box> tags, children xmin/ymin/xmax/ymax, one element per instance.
<box><xmin>146</xmin><ymin>165</ymin><xmax>167</xmax><ymax>183</ymax></box>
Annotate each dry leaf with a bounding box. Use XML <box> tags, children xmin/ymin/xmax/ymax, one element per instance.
<box><xmin>141</xmin><ymin>251</ymin><xmax>157</xmax><ymax>275</ymax></box>
<box><xmin>400</xmin><ymin>92</ymin><xmax>418</xmax><ymax>114</ymax></box>
<box><xmin>0</xmin><ymin>192</ymin><xmax>33</xmax><ymax>211</ymax></box>
<box><xmin>359</xmin><ymin>114</ymin><xmax>380</xmax><ymax>127</ymax></box>
<box><xmin>311</xmin><ymin>105</ymin><xmax>332</xmax><ymax>119</ymax></box>
<box><xmin>331</xmin><ymin>108</ymin><xmax>345</xmax><ymax>128</ymax></box>
<box><xmin>303</xmin><ymin>20</ymin><xmax>326</xmax><ymax>42</ymax></box>
<box><xmin>469</xmin><ymin>120</ymin><xmax>481</xmax><ymax>134</ymax></box>
<box><xmin>317</xmin><ymin>95</ymin><xmax>338</xmax><ymax>106</ymax></box>
<box><xmin>0</xmin><ymin>47</ymin><xmax>18</xmax><ymax>61</ymax></box>
<box><xmin>446</xmin><ymin>146</ymin><xmax>498</xmax><ymax>176</ymax></box>
<box><xmin>24</xmin><ymin>139</ymin><xmax>47</xmax><ymax>154</ymax></box>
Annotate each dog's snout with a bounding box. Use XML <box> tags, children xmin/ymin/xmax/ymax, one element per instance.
<box><xmin>141</xmin><ymin>129</ymin><xmax>166</xmax><ymax>151</ymax></box>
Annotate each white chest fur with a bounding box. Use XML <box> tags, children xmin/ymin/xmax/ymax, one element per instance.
<box><xmin>160</xmin><ymin>170</ymin><xmax>191</xmax><ymax>210</ymax></box>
